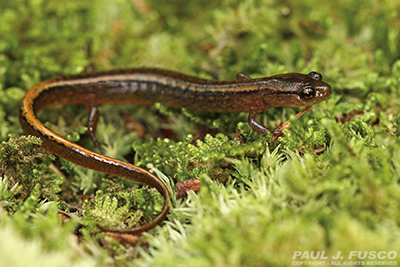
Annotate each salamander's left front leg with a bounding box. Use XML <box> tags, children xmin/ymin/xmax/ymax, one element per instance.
<box><xmin>248</xmin><ymin>106</ymin><xmax>312</xmax><ymax>141</ymax></box>
<box><xmin>248</xmin><ymin>107</ymin><xmax>283</xmax><ymax>140</ymax></box>
<box><xmin>248</xmin><ymin>107</ymin><xmax>270</xmax><ymax>134</ymax></box>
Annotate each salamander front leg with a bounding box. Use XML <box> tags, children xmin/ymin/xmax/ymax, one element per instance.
<box><xmin>271</xmin><ymin>106</ymin><xmax>312</xmax><ymax>140</ymax></box>
<box><xmin>248</xmin><ymin>107</ymin><xmax>270</xmax><ymax>134</ymax></box>
<box><xmin>248</xmin><ymin>107</ymin><xmax>283</xmax><ymax>139</ymax></box>
<box><xmin>86</xmin><ymin>103</ymin><xmax>105</xmax><ymax>154</ymax></box>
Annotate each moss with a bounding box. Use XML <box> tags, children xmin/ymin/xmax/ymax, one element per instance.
<box><xmin>1</xmin><ymin>0</ymin><xmax>400</xmax><ymax>266</ymax></box>
<box><xmin>0</xmin><ymin>136</ymin><xmax>62</xmax><ymax>207</ymax></box>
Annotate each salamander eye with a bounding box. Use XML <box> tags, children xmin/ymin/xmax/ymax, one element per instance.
<box><xmin>300</xmin><ymin>85</ymin><xmax>315</xmax><ymax>100</ymax></box>
<box><xmin>308</xmin><ymin>71</ymin><xmax>322</xmax><ymax>81</ymax></box>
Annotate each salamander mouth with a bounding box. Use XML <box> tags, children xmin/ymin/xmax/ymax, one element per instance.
<box><xmin>316</xmin><ymin>90</ymin><xmax>327</xmax><ymax>100</ymax></box>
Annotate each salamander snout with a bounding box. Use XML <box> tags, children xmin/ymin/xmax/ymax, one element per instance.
<box><xmin>309</xmin><ymin>71</ymin><xmax>332</xmax><ymax>101</ymax></box>
<box><xmin>256</xmin><ymin>71</ymin><xmax>332</xmax><ymax>108</ymax></box>
<box><xmin>315</xmin><ymin>83</ymin><xmax>332</xmax><ymax>100</ymax></box>
<box><xmin>275</xmin><ymin>71</ymin><xmax>333</xmax><ymax>107</ymax></box>
<box><xmin>301</xmin><ymin>71</ymin><xmax>332</xmax><ymax>104</ymax></box>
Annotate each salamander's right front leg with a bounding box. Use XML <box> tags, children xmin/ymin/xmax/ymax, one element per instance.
<box><xmin>247</xmin><ymin>106</ymin><xmax>312</xmax><ymax>141</ymax></box>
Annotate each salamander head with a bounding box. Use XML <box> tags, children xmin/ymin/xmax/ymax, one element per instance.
<box><xmin>261</xmin><ymin>71</ymin><xmax>332</xmax><ymax>108</ymax></box>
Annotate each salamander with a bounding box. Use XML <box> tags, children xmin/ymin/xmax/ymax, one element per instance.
<box><xmin>18</xmin><ymin>68</ymin><xmax>332</xmax><ymax>234</ymax></box>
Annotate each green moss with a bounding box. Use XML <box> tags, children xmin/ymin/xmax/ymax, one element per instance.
<box><xmin>1</xmin><ymin>0</ymin><xmax>400</xmax><ymax>266</ymax></box>
<box><xmin>0</xmin><ymin>136</ymin><xmax>62</xmax><ymax>207</ymax></box>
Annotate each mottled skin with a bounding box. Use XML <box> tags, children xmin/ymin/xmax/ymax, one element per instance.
<box><xmin>19</xmin><ymin>68</ymin><xmax>331</xmax><ymax>234</ymax></box>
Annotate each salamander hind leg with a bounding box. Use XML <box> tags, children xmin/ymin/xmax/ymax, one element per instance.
<box><xmin>236</xmin><ymin>72</ymin><xmax>252</xmax><ymax>80</ymax></box>
<box><xmin>86</xmin><ymin>101</ymin><xmax>105</xmax><ymax>154</ymax></box>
